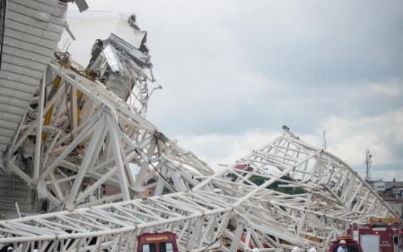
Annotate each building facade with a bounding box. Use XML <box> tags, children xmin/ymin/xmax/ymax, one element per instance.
<box><xmin>369</xmin><ymin>180</ymin><xmax>403</xmax><ymax>218</ymax></box>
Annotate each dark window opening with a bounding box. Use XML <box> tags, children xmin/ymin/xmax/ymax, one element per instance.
<box><xmin>142</xmin><ymin>244</ymin><xmax>156</xmax><ymax>252</ymax></box>
<box><xmin>159</xmin><ymin>242</ymin><xmax>174</xmax><ymax>252</ymax></box>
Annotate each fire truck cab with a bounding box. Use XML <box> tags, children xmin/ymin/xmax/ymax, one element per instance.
<box><xmin>137</xmin><ymin>232</ymin><xmax>178</xmax><ymax>252</ymax></box>
<box><xmin>346</xmin><ymin>217</ymin><xmax>402</xmax><ymax>252</ymax></box>
<box><xmin>328</xmin><ymin>237</ymin><xmax>363</xmax><ymax>252</ymax></box>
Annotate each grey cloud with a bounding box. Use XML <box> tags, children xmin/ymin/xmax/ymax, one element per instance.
<box><xmin>225</xmin><ymin>1</ymin><xmax>403</xmax><ymax>85</ymax></box>
<box><xmin>68</xmin><ymin>1</ymin><xmax>403</xmax><ymax>180</ymax></box>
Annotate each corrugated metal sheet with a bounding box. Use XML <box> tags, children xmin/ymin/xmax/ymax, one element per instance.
<box><xmin>0</xmin><ymin>173</ymin><xmax>37</xmax><ymax>218</ymax></box>
<box><xmin>0</xmin><ymin>0</ymin><xmax>67</xmax><ymax>153</ymax></box>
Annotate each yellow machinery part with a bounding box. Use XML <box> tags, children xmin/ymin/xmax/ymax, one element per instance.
<box><xmin>43</xmin><ymin>76</ymin><xmax>62</xmax><ymax>140</ymax></box>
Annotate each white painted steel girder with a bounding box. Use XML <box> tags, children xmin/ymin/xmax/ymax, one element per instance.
<box><xmin>0</xmin><ymin>95</ymin><xmax>397</xmax><ymax>251</ymax></box>
<box><xmin>0</xmin><ymin>191</ymin><xmax>233</xmax><ymax>251</ymax></box>
<box><xmin>0</xmin><ymin>7</ymin><xmax>397</xmax><ymax>249</ymax></box>
<box><xmin>3</xmin><ymin>60</ymin><xmax>213</xmax><ymax>215</ymax></box>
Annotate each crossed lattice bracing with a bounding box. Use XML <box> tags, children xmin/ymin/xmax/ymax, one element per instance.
<box><xmin>0</xmin><ymin>2</ymin><xmax>398</xmax><ymax>251</ymax></box>
<box><xmin>0</xmin><ymin>70</ymin><xmax>398</xmax><ymax>251</ymax></box>
<box><xmin>0</xmin><ymin>192</ymin><xmax>233</xmax><ymax>251</ymax></box>
<box><xmin>3</xmin><ymin>59</ymin><xmax>213</xmax><ymax>214</ymax></box>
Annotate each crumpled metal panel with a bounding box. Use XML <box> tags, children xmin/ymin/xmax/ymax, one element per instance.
<box><xmin>0</xmin><ymin>0</ymin><xmax>67</xmax><ymax>154</ymax></box>
<box><xmin>106</xmin><ymin>33</ymin><xmax>151</xmax><ymax>67</ymax></box>
<box><xmin>86</xmin><ymin>18</ymin><xmax>155</xmax><ymax>114</ymax></box>
<box><xmin>103</xmin><ymin>44</ymin><xmax>123</xmax><ymax>73</ymax></box>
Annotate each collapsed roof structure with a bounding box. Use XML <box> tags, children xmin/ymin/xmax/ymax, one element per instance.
<box><xmin>0</xmin><ymin>1</ymin><xmax>399</xmax><ymax>251</ymax></box>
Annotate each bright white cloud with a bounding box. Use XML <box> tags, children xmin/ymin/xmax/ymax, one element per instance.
<box><xmin>175</xmin><ymin>129</ymin><xmax>279</xmax><ymax>167</ymax></box>
<box><xmin>366</xmin><ymin>81</ymin><xmax>402</xmax><ymax>98</ymax></box>
<box><xmin>321</xmin><ymin>108</ymin><xmax>403</xmax><ymax>165</ymax></box>
<box><xmin>175</xmin><ymin>108</ymin><xmax>403</xmax><ymax>181</ymax></box>
<box><xmin>313</xmin><ymin>109</ymin><xmax>403</xmax><ymax>180</ymax></box>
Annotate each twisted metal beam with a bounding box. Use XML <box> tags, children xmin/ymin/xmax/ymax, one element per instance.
<box><xmin>0</xmin><ymin>106</ymin><xmax>397</xmax><ymax>251</ymax></box>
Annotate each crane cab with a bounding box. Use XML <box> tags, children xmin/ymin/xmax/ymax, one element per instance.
<box><xmin>137</xmin><ymin>232</ymin><xmax>178</xmax><ymax>252</ymax></box>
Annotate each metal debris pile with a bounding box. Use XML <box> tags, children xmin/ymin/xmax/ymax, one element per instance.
<box><xmin>86</xmin><ymin>14</ymin><xmax>156</xmax><ymax>115</ymax></box>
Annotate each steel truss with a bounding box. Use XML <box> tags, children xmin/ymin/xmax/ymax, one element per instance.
<box><xmin>0</xmin><ymin>74</ymin><xmax>398</xmax><ymax>251</ymax></box>
<box><xmin>3</xmin><ymin>59</ymin><xmax>213</xmax><ymax>214</ymax></box>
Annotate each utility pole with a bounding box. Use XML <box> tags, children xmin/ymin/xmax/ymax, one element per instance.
<box><xmin>365</xmin><ymin>150</ymin><xmax>372</xmax><ymax>181</ymax></box>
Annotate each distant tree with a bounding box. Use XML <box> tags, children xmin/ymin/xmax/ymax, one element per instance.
<box><xmin>226</xmin><ymin>170</ymin><xmax>305</xmax><ymax>194</ymax></box>
<box><xmin>248</xmin><ymin>175</ymin><xmax>305</xmax><ymax>194</ymax></box>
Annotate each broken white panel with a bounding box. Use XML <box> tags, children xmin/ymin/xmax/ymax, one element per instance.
<box><xmin>103</xmin><ymin>44</ymin><xmax>123</xmax><ymax>73</ymax></box>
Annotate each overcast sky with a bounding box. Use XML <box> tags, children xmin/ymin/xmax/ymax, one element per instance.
<box><xmin>67</xmin><ymin>0</ymin><xmax>403</xmax><ymax>180</ymax></box>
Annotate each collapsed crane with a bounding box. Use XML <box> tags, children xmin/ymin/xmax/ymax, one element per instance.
<box><xmin>0</xmin><ymin>1</ymin><xmax>399</xmax><ymax>251</ymax></box>
<box><xmin>0</xmin><ymin>1</ymin><xmax>210</xmax><ymax>218</ymax></box>
<box><xmin>0</xmin><ymin>108</ymin><xmax>397</xmax><ymax>250</ymax></box>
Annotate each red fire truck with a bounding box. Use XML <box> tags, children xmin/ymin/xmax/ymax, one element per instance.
<box><xmin>328</xmin><ymin>237</ymin><xmax>363</xmax><ymax>252</ymax></box>
<box><xmin>137</xmin><ymin>232</ymin><xmax>179</xmax><ymax>252</ymax></box>
<box><xmin>348</xmin><ymin>225</ymin><xmax>402</xmax><ymax>251</ymax></box>
<box><xmin>335</xmin><ymin>217</ymin><xmax>403</xmax><ymax>252</ymax></box>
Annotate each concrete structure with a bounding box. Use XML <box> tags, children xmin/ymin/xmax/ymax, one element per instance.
<box><xmin>372</xmin><ymin>180</ymin><xmax>386</xmax><ymax>192</ymax></box>
<box><xmin>384</xmin><ymin>181</ymin><xmax>403</xmax><ymax>198</ymax></box>
<box><xmin>384</xmin><ymin>198</ymin><xmax>403</xmax><ymax>218</ymax></box>
<box><xmin>369</xmin><ymin>180</ymin><xmax>403</xmax><ymax>218</ymax></box>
